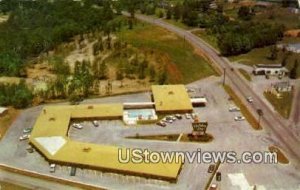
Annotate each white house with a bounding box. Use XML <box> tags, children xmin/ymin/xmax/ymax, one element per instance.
<box><xmin>253</xmin><ymin>64</ymin><xmax>289</xmax><ymax>76</ymax></box>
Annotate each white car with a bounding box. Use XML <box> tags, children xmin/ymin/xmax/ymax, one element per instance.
<box><xmin>229</xmin><ymin>106</ymin><xmax>240</xmax><ymax>112</ymax></box>
<box><xmin>92</xmin><ymin>120</ymin><xmax>99</xmax><ymax>127</ymax></box>
<box><xmin>165</xmin><ymin>117</ymin><xmax>173</xmax><ymax>123</ymax></box>
<box><xmin>185</xmin><ymin>113</ymin><xmax>192</xmax><ymax>119</ymax></box>
<box><xmin>234</xmin><ymin>116</ymin><xmax>245</xmax><ymax>121</ymax></box>
<box><xmin>247</xmin><ymin>96</ymin><xmax>253</xmax><ymax>103</ymax></box>
<box><xmin>169</xmin><ymin>116</ymin><xmax>176</xmax><ymax>121</ymax></box>
<box><xmin>50</xmin><ymin>164</ymin><xmax>56</xmax><ymax>173</ymax></box>
<box><xmin>72</xmin><ymin>123</ymin><xmax>83</xmax><ymax>129</ymax></box>
<box><xmin>19</xmin><ymin>134</ymin><xmax>30</xmax><ymax>141</ymax></box>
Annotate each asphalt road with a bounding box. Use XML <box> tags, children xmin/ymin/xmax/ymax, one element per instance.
<box><xmin>128</xmin><ymin>13</ymin><xmax>300</xmax><ymax>167</ymax></box>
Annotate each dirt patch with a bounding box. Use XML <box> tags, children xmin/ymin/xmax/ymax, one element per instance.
<box><xmin>284</xmin><ymin>29</ymin><xmax>300</xmax><ymax>38</ymax></box>
<box><xmin>26</xmin><ymin>63</ymin><xmax>55</xmax><ymax>80</ymax></box>
<box><xmin>269</xmin><ymin>146</ymin><xmax>289</xmax><ymax>164</ymax></box>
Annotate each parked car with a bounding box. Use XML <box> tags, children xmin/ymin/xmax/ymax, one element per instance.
<box><xmin>186</xmin><ymin>88</ymin><xmax>195</xmax><ymax>93</ymax></box>
<box><xmin>234</xmin><ymin>116</ymin><xmax>245</xmax><ymax>121</ymax></box>
<box><xmin>229</xmin><ymin>106</ymin><xmax>240</xmax><ymax>112</ymax></box>
<box><xmin>23</xmin><ymin>127</ymin><xmax>33</xmax><ymax>134</ymax></box>
<box><xmin>246</xmin><ymin>96</ymin><xmax>253</xmax><ymax>103</ymax></box>
<box><xmin>185</xmin><ymin>113</ymin><xmax>192</xmax><ymax>119</ymax></box>
<box><xmin>175</xmin><ymin>114</ymin><xmax>182</xmax><ymax>119</ymax></box>
<box><xmin>191</xmin><ymin>113</ymin><xmax>198</xmax><ymax>119</ymax></box>
<box><xmin>161</xmin><ymin>118</ymin><xmax>167</xmax><ymax>123</ymax></box>
<box><xmin>170</xmin><ymin>116</ymin><xmax>177</xmax><ymax>121</ymax></box>
<box><xmin>19</xmin><ymin>134</ymin><xmax>30</xmax><ymax>141</ymax></box>
<box><xmin>72</xmin><ymin>123</ymin><xmax>83</xmax><ymax>129</ymax></box>
<box><xmin>50</xmin><ymin>164</ymin><xmax>56</xmax><ymax>173</ymax></box>
<box><xmin>92</xmin><ymin>120</ymin><xmax>99</xmax><ymax>127</ymax></box>
<box><xmin>165</xmin><ymin>117</ymin><xmax>173</xmax><ymax>123</ymax></box>
<box><xmin>156</xmin><ymin>121</ymin><xmax>166</xmax><ymax>127</ymax></box>
<box><xmin>26</xmin><ymin>146</ymin><xmax>34</xmax><ymax>153</ymax></box>
<box><xmin>207</xmin><ymin>164</ymin><xmax>215</xmax><ymax>173</ymax></box>
<box><xmin>209</xmin><ymin>183</ymin><xmax>218</xmax><ymax>190</ymax></box>
<box><xmin>216</xmin><ymin>172</ymin><xmax>221</xmax><ymax>181</ymax></box>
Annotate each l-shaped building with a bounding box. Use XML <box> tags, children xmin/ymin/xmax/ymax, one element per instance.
<box><xmin>29</xmin><ymin>85</ymin><xmax>205</xmax><ymax>181</ymax></box>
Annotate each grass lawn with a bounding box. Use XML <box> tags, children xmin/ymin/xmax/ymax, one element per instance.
<box><xmin>0</xmin><ymin>108</ymin><xmax>19</xmax><ymax>141</ymax></box>
<box><xmin>117</xmin><ymin>22</ymin><xmax>216</xmax><ymax>84</ymax></box>
<box><xmin>229</xmin><ymin>37</ymin><xmax>300</xmax><ymax>78</ymax></box>
<box><xmin>224</xmin><ymin>5</ymin><xmax>299</xmax><ymax>30</ymax></box>
<box><xmin>224</xmin><ymin>85</ymin><xmax>261</xmax><ymax>130</ymax></box>
<box><xmin>253</xmin><ymin>7</ymin><xmax>300</xmax><ymax>30</ymax></box>
<box><xmin>264</xmin><ymin>91</ymin><xmax>293</xmax><ymax>119</ymax></box>
<box><xmin>0</xmin><ymin>181</ymin><xmax>31</xmax><ymax>190</ymax></box>
<box><xmin>238</xmin><ymin>68</ymin><xmax>252</xmax><ymax>81</ymax></box>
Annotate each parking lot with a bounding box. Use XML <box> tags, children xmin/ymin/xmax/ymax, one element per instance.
<box><xmin>0</xmin><ymin>76</ymin><xmax>299</xmax><ymax>190</ymax></box>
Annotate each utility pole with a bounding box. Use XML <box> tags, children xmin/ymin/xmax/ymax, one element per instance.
<box><xmin>223</xmin><ymin>68</ymin><xmax>226</xmax><ymax>86</ymax></box>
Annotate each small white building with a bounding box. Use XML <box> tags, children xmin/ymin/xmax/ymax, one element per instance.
<box><xmin>273</xmin><ymin>81</ymin><xmax>293</xmax><ymax>93</ymax></box>
<box><xmin>253</xmin><ymin>64</ymin><xmax>289</xmax><ymax>76</ymax></box>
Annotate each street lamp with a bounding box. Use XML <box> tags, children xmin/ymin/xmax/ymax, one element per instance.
<box><xmin>223</xmin><ymin>68</ymin><xmax>226</xmax><ymax>86</ymax></box>
<box><xmin>257</xmin><ymin>109</ymin><xmax>263</xmax><ymax>129</ymax></box>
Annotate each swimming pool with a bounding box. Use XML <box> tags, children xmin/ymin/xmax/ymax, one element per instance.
<box><xmin>123</xmin><ymin>109</ymin><xmax>158</xmax><ymax>125</ymax></box>
<box><xmin>127</xmin><ymin>109</ymin><xmax>155</xmax><ymax>119</ymax></box>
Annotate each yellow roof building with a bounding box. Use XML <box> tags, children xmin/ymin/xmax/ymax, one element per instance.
<box><xmin>30</xmin><ymin>104</ymin><xmax>182</xmax><ymax>181</ymax></box>
<box><xmin>151</xmin><ymin>85</ymin><xmax>193</xmax><ymax>113</ymax></box>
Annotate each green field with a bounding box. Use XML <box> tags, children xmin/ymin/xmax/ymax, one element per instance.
<box><xmin>117</xmin><ymin>22</ymin><xmax>216</xmax><ymax>84</ymax></box>
<box><xmin>264</xmin><ymin>91</ymin><xmax>293</xmax><ymax>119</ymax></box>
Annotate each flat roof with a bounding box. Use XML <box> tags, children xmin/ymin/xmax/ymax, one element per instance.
<box><xmin>152</xmin><ymin>85</ymin><xmax>193</xmax><ymax>112</ymax></box>
<box><xmin>254</xmin><ymin>64</ymin><xmax>285</xmax><ymax>68</ymax></box>
<box><xmin>30</xmin><ymin>104</ymin><xmax>182</xmax><ymax>181</ymax></box>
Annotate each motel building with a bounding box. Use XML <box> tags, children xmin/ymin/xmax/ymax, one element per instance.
<box><xmin>29</xmin><ymin>85</ymin><xmax>206</xmax><ymax>182</ymax></box>
<box><xmin>252</xmin><ymin>64</ymin><xmax>289</xmax><ymax>76</ymax></box>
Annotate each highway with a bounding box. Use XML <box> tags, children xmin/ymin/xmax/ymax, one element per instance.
<box><xmin>128</xmin><ymin>13</ymin><xmax>300</xmax><ymax>167</ymax></box>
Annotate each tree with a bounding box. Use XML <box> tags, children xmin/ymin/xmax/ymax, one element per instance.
<box><xmin>173</xmin><ymin>3</ymin><xmax>181</xmax><ymax>21</ymax></box>
<box><xmin>269</xmin><ymin>45</ymin><xmax>278</xmax><ymax>60</ymax></box>
<box><xmin>281</xmin><ymin>53</ymin><xmax>290</xmax><ymax>67</ymax></box>
<box><xmin>128</xmin><ymin>18</ymin><xmax>133</xmax><ymax>30</ymax></box>
<box><xmin>99</xmin><ymin>62</ymin><xmax>108</xmax><ymax>80</ymax></box>
<box><xmin>166</xmin><ymin>7</ymin><xmax>172</xmax><ymax>19</ymax></box>
<box><xmin>148</xmin><ymin>65</ymin><xmax>156</xmax><ymax>82</ymax></box>
<box><xmin>157</xmin><ymin>68</ymin><xmax>168</xmax><ymax>84</ymax></box>
<box><xmin>0</xmin><ymin>52</ymin><xmax>23</xmax><ymax>76</ymax></box>
<box><xmin>0</xmin><ymin>80</ymin><xmax>33</xmax><ymax>108</ymax></box>
<box><xmin>290</xmin><ymin>60</ymin><xmax>299</xmax><ymax>79</ymax></box>
<box><xmin>116</xmin><ymin>69</ymin><xmax>124</xmax><ymax>87</ymax></box>
<box><xmin>68</xmin><ymin>93</ymin><xmax>82</xmax><ymax>105</ymax></box>
<box><xmin>238</xmin><ymin>6</ymin><xmax>254</xmax><ymax>21</ymax></box>
<box><xmin>157</xmin><ymin>10</ymin><xmax>164</xmax><ymax>18</ymax></box>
